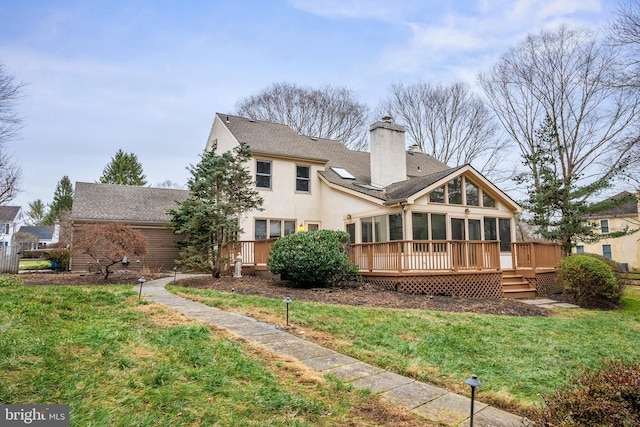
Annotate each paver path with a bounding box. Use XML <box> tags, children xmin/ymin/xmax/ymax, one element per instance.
<box><xmin>137</xmin><ymin>275</ymin><xmax>529</xmax><ymax>427</ymax></box>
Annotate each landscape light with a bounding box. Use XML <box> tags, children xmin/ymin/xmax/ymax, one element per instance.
<box><xmin>138</xmin><ymin>277</ymin><xmax>146</xmax><ymax>300</ymax></box>
<box><xmin>283</xmin><ymin>297</ymin><xmax>292</xmax><ymax>326</ymax></box>
<box><xmin>465</xmin><ymin>374</ymin><xmax>483</xmax><ymax>427</ymax></box>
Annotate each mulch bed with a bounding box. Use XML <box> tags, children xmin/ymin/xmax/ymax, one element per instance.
<box><xmin>19</xmin><ymin>271</ymin><xmax>551</xmax><ymax>316</ymax></box>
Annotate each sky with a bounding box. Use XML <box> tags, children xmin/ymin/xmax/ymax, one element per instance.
<box><xmin>0</xmin><ymin>0</ymin><xmax>619</xmax><ymax>211</ymax></box>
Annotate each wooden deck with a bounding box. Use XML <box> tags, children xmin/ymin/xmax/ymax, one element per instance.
<box><xmin>223</xmin><ymin>239</ymin><xmax>563</xmax><ymax>299</ymax></box>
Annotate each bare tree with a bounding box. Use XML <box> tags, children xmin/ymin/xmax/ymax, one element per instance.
<box><xmin>377</xmin><ymin>81</ymin><xmax>514</xmax><ymax>183</ymax></box>
<box><xmin>610</xmin><ymin>0</ymin><xmax>640</xmax><ymax>85</ymax></box>
<box><xmin>0</xmin><ymin>62</ymin><xmax>24</xmax><ymax>204</ymax></box>
<box><xmin>479</xmin><ymin>26</ymin><xmax>640</xmax><ymax>249</ymax></box>
<box><xmin>236</xmin><ymin>82</ymin><xmax>370</xmax><ymax>150</ymax></box>
<box><xmin>73</xmin><ymin>223</ymin><xmax>147</xmax><ymax>279</ymax></box>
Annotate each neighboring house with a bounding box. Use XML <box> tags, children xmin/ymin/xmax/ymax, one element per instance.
<box><xmin>16</xmin><ymin>225</ymin><xmax>60</xmax><ymax>249</ymax></box>
<box><xmin>70</xmin><ymin>183</ymin><xmax>189</xmax><ymax>272</ymax></box>
<box><xmin>206</xmin><ymin>113</ymin><xmax>557</xmax><ymax>298</ymax></box>
<box><xmin>575</xmin><ymin>191</ymin><xmax>640</xmax><ymax>271</ymax></box>
<box><xmin>0</xmin><ymin>206</ymin><xmax>23</xmax><ymax>253</ymax></box>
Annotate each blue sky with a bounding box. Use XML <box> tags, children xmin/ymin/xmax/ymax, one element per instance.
<box><xmin>0</xmin><ymin>0</ymin><xmax>617</xmax><ymax>210</ymax></box>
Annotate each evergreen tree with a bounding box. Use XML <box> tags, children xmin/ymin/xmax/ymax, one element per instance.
<box><xmin>24</xmin><ymin>199</ymin><xmax>47</xmax><ymax>226</ymax></box>
<box><xmin>44</xmin><ymin>175</ymin><xmax>73</xmax><ymax>225</ymax></box>
<box><xmin>99</xmin><ymin>149</ymin><xmax>147</xmax><ymax>185</ymax></box>
<box><xmin>516</xmin><ymin>116</ymin><xmax>636</xmax><ymax>254</ymax></box>
<box><xmin>168</xmin><ymin>142</ymin><xmax>263</xmax><ymax>277</ymax></box>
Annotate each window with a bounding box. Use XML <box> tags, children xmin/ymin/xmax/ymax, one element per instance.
<box><xmin>431</xmin><ymin>214</ymin><xmax>447</xmax><ymax>240</ymax></box>
<box><xmin>361</xmin><ymin>218</ymin><xmax>373</xmax><ymax>243</ymax></box>
<box><xmin>468</xmin><ymin>219</ymin><xmax>481</xmax><ymax>240</ymax></box>
<box><xmin>374</xmin><ymin>215</ymin><xmax>388</xmax><ymax>242</ymax></box>
<box><xmin>482</xmin><ymin>193</ymin><xmax>496</xmax><ymax>208</ymax></box>
<box><xmin>412</xmin><ymin>212</ymin><xmax>429</xmax><ymax>240</ymax></box>
<box><xmin>346</xmin><ymin>223</ymin><xmax>356</xmax><ymax>244</ymax></box>
<box><xmin>2</xmin><ymin>224</ymin><xmax>9</xmax><ymax>234</ymax></box>
<box><xmin>451</xmin><ymin>218</ymin><xmax>465</xmax><ymax>240</ymax></box>
<box><xmin>256</xmin><ymin>160</ymin><xmax>272</xmax><ymax>189</ymax></box>
<box><xmin>576</xmin><ymin>245</ymin><xmax>585</xmax><ymax>253</ymax></box>
<box><xmin>602</xmin><ymin>244</ymin><xmax>612</xmax><ymax>259</ymax></box>
<box><xmin>466</xmin><ymin>182</ymin><xmax>479</xmax><ymax>206</ymax></box>
<box><xmin>600</xmin><ymin>219</ymin><xmax>610</xmax><ymax>234</ymax></box>
<box><xmin>484</xmin><ymin>217</ymin><xmax>497</xmax><ymax>241</ymax></box>
<box><xmin>296</xmin><ymin>165</ymin><xmax>310</xmax><ymax>192</ymax></box>
<box><xmin>448</xmin><ymin>177</ymin><xmax>462</xmax><ymax>204</ymax></box>
<box><xmin>389</xmin><ymin>213</ymin><xmax>403</xmax><ymax>241</ymax></box>
<box><xmin>255</xmin><ymin>219</ymin><xmax>295</xmax><ymax>240</ymax></box>
<box><xmin>306</xmin><ymin>223</ymin><xmax>319</xmax><ymax>231</ymax></box>
<box><xmin>430</xmin><ymin>186</ymin><xmax>445</xmax><ymax>203</ymax></box>
<box><xmin>499</xmin><ymin>218</ymin><xmax>512</xmax><ymax>252</ymax></box>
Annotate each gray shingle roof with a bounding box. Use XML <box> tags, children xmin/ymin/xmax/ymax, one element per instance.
<box><xmin>18</xmin><ymin>226</ymin><xmax>55</xmax><ymax>240</ymax></box>
<box><xmin>218</xmin><ymin>113</ymin><xmax>453</xmax><ymax>201</ymax></box>
<box><xmin>0</xmin><ymin>206</ymin><xmax>21</xmax><ymax>222</ymax></box>
<box><xmin>588</xmin><ymin>191</ymin><xmax>639</xmax><ymax>217</ymax></box>
<box><xmin>71</xmin><ymin>182</ymin><xmax>189</xmax><ymax>223</ymax></box>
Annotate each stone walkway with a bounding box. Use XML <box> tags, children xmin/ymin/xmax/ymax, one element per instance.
<box><xmin>519</xmin><ymin>298</ymin><xmax>580</xmax><ymax>309</ymax></box>
<box><xmin>137</xmin><ymin>275</ymin><xmax>529</xmax><ymax>427</ymax></box>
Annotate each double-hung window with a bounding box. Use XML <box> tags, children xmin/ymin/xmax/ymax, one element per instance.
<box><xmin>600</xmin><ymin>219</ymin><xmax>610</xmax><ymax>234</ymax></box>
<box><xmin>296</xmin><ymin>165</ymin><xmax>310</xmax><ymax>192</ymax></box>
<box><xmin>256</xmin><ymin>160</ymin><xmax>272</xmax><ymax>189</ymax></box>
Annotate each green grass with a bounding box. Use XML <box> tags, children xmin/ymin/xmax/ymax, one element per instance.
<box><xmin>0</xmin><ymin>276</ymin><xmax>425</xmax><ymax>426</ymax></box>
<box><xmin>18</xmin><ymin>259</ymin><xmax>52</xmax><ymax>270</ymax></box>
<box><xmin>168</xmin><ymin>285</ymin><xmax>640</xmax><ymax>409</ymax></box>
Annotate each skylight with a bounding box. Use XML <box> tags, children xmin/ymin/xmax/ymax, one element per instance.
<box><xmin>331</xmin><ymin>167</ymin><xmax>356</xmax><ymax>180</ymax></box>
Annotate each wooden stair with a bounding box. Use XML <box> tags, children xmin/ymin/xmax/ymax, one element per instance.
<box><xmin>502</xmin><ymin>270</ymin><xmax>537</xmax><ymax>299</ymax></box>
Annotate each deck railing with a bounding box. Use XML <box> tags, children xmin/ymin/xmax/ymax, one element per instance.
<box><xmin>511</xmin><ymin>241</ymin><xmax>563</xmax><ymax>270</ymax></box>
<box><xmin>349</xmin><ymin>240</ymin><xmax>501</xmax><ymax>272</ymax></box>
<box><xmin>221</xmin><ymin>239</ymin><xmax>560</xmax><ymax>273</ymax></box>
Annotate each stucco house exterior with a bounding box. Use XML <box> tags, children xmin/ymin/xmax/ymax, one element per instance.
<box><xmin>205</xmin><ymin>113</ymin><xmax>558</xmax><ymax>298</ymax></box>
<box><xmin>70</xmin><ymin>183</ymin><xmax>189</xmax><ymax>272</ymax></box>
<box><xmin>575</xmin><ymin>191</ymin><xmax>640</xmax><ymax>271</ymax></box>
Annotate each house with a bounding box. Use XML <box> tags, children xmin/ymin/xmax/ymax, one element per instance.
<box><xmin>69</xmin><ymin>183</ymin><xmax>189</xmax><ymax>272</ymax></box>
<box><xmin>0</xmin><ymin>206</ymin><xmax>23</xmax><ymax>253</ymax></box>
<box><xmin>575</xmin><ymin>191</ymin><xmax>640</xmax><ymax>271</ymax></box>
<box><xmin>206</xmin><ymin>113</ymin><xmax>561</xmax><ymax>298</ymax></box>
<box><xmin>16</xmin><ymin>225</ymin><xmax>60</xmax><ymax>249</ymax></box>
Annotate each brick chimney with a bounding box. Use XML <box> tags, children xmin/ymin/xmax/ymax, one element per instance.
<box><xmin>369</xmin><ymin>117</ymin><xmax>407</xmax><ymax>188</ymax></box>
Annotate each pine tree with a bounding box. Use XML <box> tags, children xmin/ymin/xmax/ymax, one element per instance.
<box><xmin>99</xmin><ymin>149</ymin><xmax>147</xmax><ymax>185</ymax></box>
<box><xmin>168</xmin><ymin>142</ymin><xmax>263</xmax><ymax>277</ymax></box>
<box><xmin>44</xmin><ymin>176</ymin><xmax>73</xmax><ymax>225</ymax></box>
<box><xmin>517</xmin><ymin>115</ymin><xmax>636</xmax><ymax>254</ymax></box>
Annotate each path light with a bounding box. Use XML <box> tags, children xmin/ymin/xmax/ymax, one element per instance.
<box><xmin>138</xmin><ymin>277</ymin><xmax>146</xmax><ymax>300</ymax></box>
<box><xmin>173</xmin><ymin>266</ymin><xmax>177</xmax><ymax>284</ymax></box>
<box><xmin>465</xmin><ymin>374</ymin><xmax>483</xmax><ymax>427</ymax></box>
<box><xmin>283</xmin><ymin>297</ymin><xmax>292</xmax><ymax>326</ymax></box>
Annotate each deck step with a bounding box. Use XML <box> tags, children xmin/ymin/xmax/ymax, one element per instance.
<box><xmin>502</xmin><ymin>272</ymin><xmax>537</xmax><ymax>299</ymax></box>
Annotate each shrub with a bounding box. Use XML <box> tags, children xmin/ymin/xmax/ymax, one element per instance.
<box><xmin>532</xmin><ymin>361</ymin><xmax>640</xmax><ymax>426</ymax></box>
<box><xmin>581</xmin><ymin>252</ymin><xmax>631</xmax><ymax>294</ymax></box>
<box><xmin>43</xmin><ymin>248</ymin><xmax>70</xmax><ymax>271</ymax></box>
<box><xmin>557</xmin><ymin>254</ymin><xmax>622</xmax><ymax>308</ymax></box>
<box><xmin>267</xmin><ymin>230</ymin><xmax>359</xmax><ymax>287</ymax></box>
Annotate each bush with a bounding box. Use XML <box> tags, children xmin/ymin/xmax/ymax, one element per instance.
<box><xmin>532</xmin><ymin>361</ymin><xmax>640</xmax><ymax>426</ymax></box>
<box><xmin>267</xmin><ymin>230</ymin><xmax>359</xmax><ymax>287</ymax></box>
<box><xmin>581</xmin><ymin>252</ymin><xmax>631</xmax><ymax>294</ymax></box>
<box><xmin>43</xmin><ymin>248</ymin><xmax>70</xmax><ymax>271</ymax></box>
<box><xmin>557</xmin><ymin>254</ymin><xmax>622</xmax><ymax>309</ymax></box>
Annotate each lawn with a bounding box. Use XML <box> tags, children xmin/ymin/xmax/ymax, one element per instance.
<box><xmin>18</xmin><ymin>259</ymin><xmax>52</xmax><ymax>270</ymax></box>
<box><xmin>0</xmin><ymin>276</ymin><xmax>433</xmax><ymax>427</ymax></box>
<box><xmin>168</xmin><ymin>285</ymin><xmax>640</xmax><ymax>412</ymax></box>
